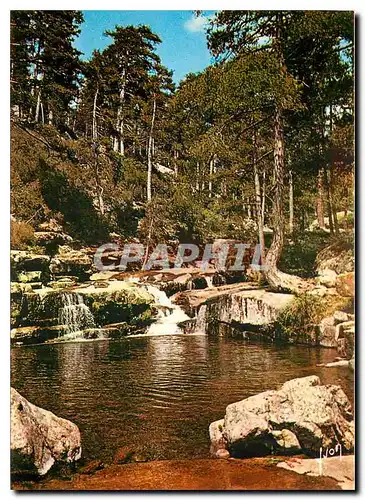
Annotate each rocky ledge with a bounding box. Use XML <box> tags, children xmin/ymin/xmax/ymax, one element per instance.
<box><xmin>174</xmin><ymin>283</ymin><xmax>295</xmax><ymax>337</ymax></box>
<box><xmin>209</xmin><ymin>375</ymin><xmax>354</xmax><ymax>459</ymax></box>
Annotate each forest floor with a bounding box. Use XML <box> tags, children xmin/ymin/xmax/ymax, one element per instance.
<box><xmin>12</xmin><ymin>456</ymin><xmax>354</xmax><ymax>491</ymax></box>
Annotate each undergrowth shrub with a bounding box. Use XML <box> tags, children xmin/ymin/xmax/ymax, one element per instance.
<box><xmin>11</xmin><ymin>221</ymin><xmax>35</xmax><ymax>250</ymax></box>
<box><xmin>275</xmin><ymin>293</ymin><xmax>353</xmax><ymax>344</ymax></box>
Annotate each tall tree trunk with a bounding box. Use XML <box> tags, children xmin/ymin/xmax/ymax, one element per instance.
<box><xmin>147</xmin><ymin>96</ymin><xmax>156</xmax><ymax>202</ymax></box>
<box><xmin>289</xmin><ymin>169</ymin><xmax>294</xmax><ymax>234</ymax></box>
<box><xmin>208</xmin><ymin>156</ymin><xmax>215</xmax><ymax>198</ymax></box>
<box><xmin>174</xmin><ymin>149</ymin><xmax>179</xmax><ymax>176</ymax></box>
<box><xmin>265</xmin><ymin>105</ymin><xmax>284</xmax><ymax>273</ymax></box>
<box><xmin>114</xmin><ymin>68</ymin><xmax>126</xmax><ymax>154</ymax></box>
<box><xmin>261</xmin><ymin>170</ymin><xmax>266</xmax><ymax>226</ymax></box>
<box><xmin>328</xmin><ymin>104</ymin><xmax>339</xmax><ymax>235</ymax></box>
<box><xmin>96</xmin><ymin>175</ymin><xmax>105</xmax><ymax>216</ymax></box>
<box><xmin>263</xmin><ymin>18</ymin><xmax>307</xmax><ymax>292</ymax></box>
<box><xmin>316</xmin><ymin>168</ymin><xmax>326</xmax><ymax>229</ymax></box>
<box><xmin>40</xmin><ymin>102</ymin><xmax>45</xmax><ymax>125</ymax></box>
<box><xmin>253</xmin><ymin>131</ymin><xmax>265</xmax><ymax>259</ymax></box>
<box><xmin>265</xmin><ymin>106</ymin><xmax>306</xmax><ymax>291</ymax></box>
<box><xmin>35</xmin><ymin>89</ymin><xmax>41</xmax><ymax>122</ymax></box>
<box><xmin>92</xmin><ymin>85</ymin><xmax>99</xmax><ymax>141</ymax></box>
<box><xmin>323</xmin><ymin>164</ymin><xmax>334</xmax><ymax>234</ymax></box>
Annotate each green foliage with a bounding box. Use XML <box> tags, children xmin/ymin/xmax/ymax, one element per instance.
<box><xmin>39</xmin><ymin>162</ymin><xmax>109</xmax><ymax>244</ymax></box>
<box><xmin>275</xmin><ymin>293</ymin><xmax>352</xmax><ymax>343</ymax></box>
<box><xmin>279</xmin><ymin>231</ymin><xmax>331</xmax><ymax>278</ymax></box>
<box><xmin>11</xmin><ymin>11</ymin><xmax>84</xmax><ymax>124</ymax></box>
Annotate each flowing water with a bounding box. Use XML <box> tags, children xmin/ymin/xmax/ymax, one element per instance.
<box><xmin>146</xmin><ymin>286</ymin><xmax>190</xmax><ymax>335</ymax></box>
<box><xmin>58</xmin><ymin>293</ymin><xmax>95</xmax><ymax>335</ymax></box>
<box><xmin>11</xmin><ymin>335</ymin><xmax>354</xmax><ymax>463</ymax></box>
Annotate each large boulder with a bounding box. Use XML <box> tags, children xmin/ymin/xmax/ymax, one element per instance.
<box><xmin>209</xmin><ymin>376</ymin><xmax>354</xmax><ymax>458</ymax></box>
<box><xmin>38</xmin><ymin>219</ymin><xmax>64</xmax><ymax>233</ymax></box>
<box><xmin>336</xmin><ymin>272</ymin><xmax>355</xmax><ymax>298</ymax></box>
<box><xmin>49</xmin><ymin>246</ymin><xmax>92</xmax><ymax>279</ymax></box>
<box><xmin>11</xmin><ymin>388</ymin><xmax>81</xmax><ymax>476</ymax></box>
<box><xmin>34</xmin><ymin>231</ymin><xmax>73</xmax><ymax>246</ymax></box>
<box><xmin>336</xmin><ymin>321</ymin><xmax>355</xmax><ymax>359</ymax></box>
<box><xmin>316</xmin><ymin>268</ymin><xmax>338</xmax><ymax>288</ymax></box>
<box><xmin>318</xmin><ymin>316</ymin><xmax>337</xmax><ymax>348</ymax></box>
<box><xmin>11</xmin><ymin>250</ymin><xmax>50</xmax><ymax>282</ymax></box>
<box><xmin>315</xmin><ymin>239</ymin><xmax>354</xmax><ymax>275</ymax></box>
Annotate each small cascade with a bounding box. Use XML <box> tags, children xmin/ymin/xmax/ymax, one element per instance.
<box><xmin>205</xmin><ymin>276</ymin><xmax>214</xmax><ymax>289</ymax></box>
<box><xmin>146</xmin><ymin>285</ymin><xmax>190</xmax><ymax>335</ymax></box>
<box><xmin>58</xmin><ymin>293</ymin><xmax>95</xmax><ymax>337</ymax></box>
<box><xmin>194</xmin><ymin>304</ymin><xmax>207</xmax><ymax>333</ymax></box>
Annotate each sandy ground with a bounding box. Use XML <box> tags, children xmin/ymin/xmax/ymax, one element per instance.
<box><xmin>12</xmin><ymin>456</ymin><xmax>351</xmax><ymax>491</ymax></box>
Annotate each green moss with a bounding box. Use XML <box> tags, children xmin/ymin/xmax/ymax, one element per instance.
<box><xmin>87</xmin><ymin>289</ymin><xmax>155</xmax><ymax>327</ymax></box>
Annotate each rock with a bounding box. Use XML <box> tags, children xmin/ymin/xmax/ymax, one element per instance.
<box><xmin>316</xmin><ymin>239</ymin><xmax>354</xmax><ymax>275</ymax></box>
<box><xmin>178</xmin><ymin>285</ymin><xmax>295</xmax><ymax>333</ymax></box>
<box><xmin>77</xmin><ymin>281</ymin><xmax>155</xmax><ymax>327</ymax></box>
<box><xmin>336</xmin><ymin>321</ymin><xmax>355</xmax><ymax>359</ymax></box>
<box><xmin>11</xmin><ymin>251</ymin><xmax>50</xmax><ymax>272</ymax></box>
<box><xmin>17</xmin><ymin>271</ymin><xmax>43</xmax><ymax>283</ymax></box>
<box><xmin>11</xmin><ymin>325</ymin><xmax>67</xmax><ymax>345</ymax></box>
<box><xmin>335</xmin><ymin>272</ymin><xmax>355</xmax><ymax>298</ymax></box>
<box><xmin>11</xmin><ymin>251</ymin><xmax>50</xmax><ymax>282</ymax></box>
<box><xmin>11</xmin><ymin>388</ymin><xmax>81</xmax><ymax>476</ymax></box>
<box><xmin>38</xmin><ymin>219</ymin><xmax>64</xmax><ymax>233</ymax></box>
<box><xmin>316</xmin><ymin>269</ymin><xmax>338</xmax><ymax>288</ymax></box>
<box><xmin>277</xmin><ymin>455</ymin><xmax>355</xmax><ymax>490</ymax></box>
<box><xmin>333</xmin><ymin>311</ymin><xmax>349</xmax><ymax>324</ymax></box>
<box><xmin>209</xmin><ymin>419</ymin><xmax>226</xmax><ymax>452</ymax></box>
<box><xmin>269</xmin><ymin>429</ymin><xmax>301</xmax><ymax>452</ymax></box>
<box><xmin>318</xmin><ymin>360</ymin><xmax>350</xmax><ymax>368</ymax></box>
<box><xmin>48</xmin><ymin>281</ymin><xmax>75</xmax><ymax>290</ymax></box>
<box><xmin>11</xmin><ymin>282</ymin><xmax>33</xmax><ymax>294</ymax></box>
<box><xmin>50</xmin><ymin>249</ymin><xmax>92</xmax><ymax>278</ymax></box>
<box><xmin>216</xmin><ymin>449</ymin><xmax>230</xmax><ymax>459</ymax></box>
<box><xmin>90</xmin><ymin>271</ymin><xmax>119</xmax><ymax>281</ymax></box>
<box><xmin>319</xmin><ymin>317</ymin><xmax>337</xmax><ymax>348</ymax></box>
<box><xmin>210</xmin><ymin>375</ymin><xmax>354</xmax><ymax>458</ymax></box>
<box><xmin>34</xmin><ymin>231</ymin><xmax>73</xmax><ymax>245</ymax></box>
<box><xmin>10</xmin><ymin>281</ymin><xmax>155</xmax><ymax>345</ymax></box>
<box><xmin>113</xmin><ymin>446</ymin><xmax>134</xmax><ymax>464</ymax></box>
<box><xmin>309</xmin><ymin>286</ymin><xmax>339</xmax><ymax>298</ymax></box>
<box><xmin>349</xmin><ymin>356</ymin><xmax>355</xmax><ymax>371</ymax></box>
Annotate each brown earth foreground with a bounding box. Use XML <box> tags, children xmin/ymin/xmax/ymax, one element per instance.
<box><xmin>12</xmin><ymin>457</ymin><xmax>351</xmax><ymax>491</ymax></box>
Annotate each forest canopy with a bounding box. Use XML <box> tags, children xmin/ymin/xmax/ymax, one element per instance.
<box><xmin>10</xmin><ymin>10</ymin><xmax>354</xmax><ymax>286</ymax></box>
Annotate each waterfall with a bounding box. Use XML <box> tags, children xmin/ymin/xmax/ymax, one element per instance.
<box><xmin>205</xmin><ymin>276</ymin><xmax>214</xmax><ymax>289</ymax></box>
<box><xmin>58</xmin><ymin>293</ymin><xmax>95</xmax><ymax>337</ymax></box>
<box><xmin>145</xmin><ymin>285</ymin><xmax>190</xmax><ymax>335</ymax></box>
<box><xmin>194</xmin><ymin>304</ymin><xmax>207</xmax><ymax>334</ymax></box>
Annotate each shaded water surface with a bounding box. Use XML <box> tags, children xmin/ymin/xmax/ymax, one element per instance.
<box><xmin>11</xmin><ymin>335</ymin><xmax>354</xmax><ymax>462</ymax></box>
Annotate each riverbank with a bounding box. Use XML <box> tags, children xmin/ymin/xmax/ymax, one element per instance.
<box><xmin>12</xmin><ymin>456</ymin><xmax>353</xmax><ymax>490</ymax></box>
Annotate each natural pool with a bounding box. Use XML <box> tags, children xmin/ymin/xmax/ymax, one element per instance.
<box><xmin>11</xmin><ymin>334</ymin><xmax>354</xmax><ymax>463</ymax></box>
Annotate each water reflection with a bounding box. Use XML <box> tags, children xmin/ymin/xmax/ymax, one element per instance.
<box><xmin>11</xmin><ymin>335</ymin><xmax>354</xmax><ymax>462</ymax></box>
